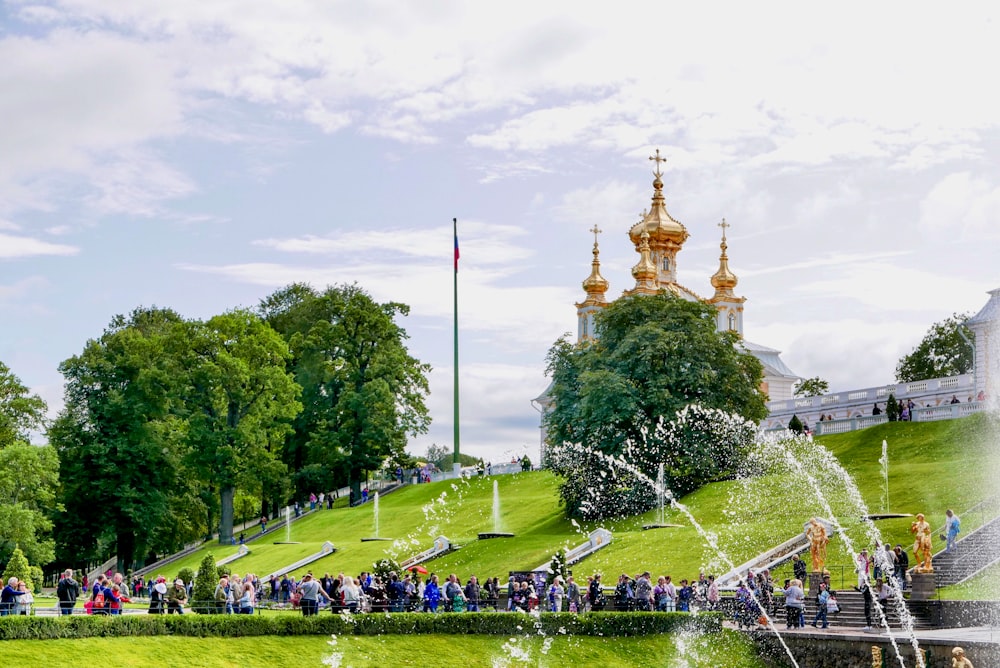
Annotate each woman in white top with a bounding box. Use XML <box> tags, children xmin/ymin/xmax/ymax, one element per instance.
<box><xmin>15</xmin><ymin>581</ymin><xmax>33</xmax><ymax>615</ymax></box>
<box><xmin>341</xmin><ymin>577</ymin><xmax>360</xmax><ymax>613</ymax></box>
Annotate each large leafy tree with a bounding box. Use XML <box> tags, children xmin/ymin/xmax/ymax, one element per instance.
<box><xmin>182</xmin><ymin>309</ymin><xmax>301</xmax><ymax>544</ymax></box>
<box><xmin>261</xmin><ymin>284</ymin><xmax>430</xmax><ymax>502</ymax></box>
<box><xmin>0</xmin><ymin>361</ymin><xmax>47</xmax><ymax>448</ymax></box>
<box><xmin>51</xmin><ymin>308</ymin><xmax>201</xmax><ymax>571</ymax></box>
<box><xmin>0</xmin><ymin>443</ymin><xmax>59</xmax><ymax>571</ymax></box>
<box><xmin>895</xmin><ymin>313</ymin><xmax>974</xmax><ymax>382</ymax></box>
<box><xmin>544</xmin><ymin>293</ymin><xmax>767</xmax><ymax>518</ymax></box>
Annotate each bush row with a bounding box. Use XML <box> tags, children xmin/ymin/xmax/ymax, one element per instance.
<box><xmin>0</xmin><ymin>611</ymin><xmax>722</xmax><ymax>641</ymax></box>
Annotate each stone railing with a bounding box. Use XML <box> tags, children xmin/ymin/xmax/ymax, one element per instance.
<box><xmin>764</xmin><ymin>373</ymin><xmax>978</xmax><ymax>431</ymax></box>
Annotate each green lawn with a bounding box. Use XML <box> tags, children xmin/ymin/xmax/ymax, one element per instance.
<box><xmin>0</xmin><ymin>630</ymin><xmax>768</xmax><ymax>667</ymax></box>
<box><xmin>146</xmin><ymin>415</ymin><xmax>999</xmax><ymax>599</ymax></box>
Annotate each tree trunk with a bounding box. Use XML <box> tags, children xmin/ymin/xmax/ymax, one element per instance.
<box><xmin>116</xmin><ymin>527</ymin><xmax>136</xmax><ymax>575</ymax></box>
<box><xmin>219</xmin><ymin>485</ymin><xmax>235</xmax><ymax>545</ymax></box>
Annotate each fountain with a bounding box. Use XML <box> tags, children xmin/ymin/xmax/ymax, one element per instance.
<box><xmin>642</xmin><ymin>462</ymin><xmax>684</xmax><ymax>530</ymax></box>
<box><xmin>478</xmin><ymin>479</ymin><xmax>515</xmax><ymax>539</ymax></box>
<box><xmin>273</xmin><ymin>504</ymin><xmax>300</xmax><ymax>544</ymax></box>
<box><xmin>865</xmin><ymin>439</ymin><xmax>912</xmax><ymax>521</ymax></box>
<box><xmin>362</xmin><ymin>491</ymin><xmax>393</xmax><ymax>541</ymax></box>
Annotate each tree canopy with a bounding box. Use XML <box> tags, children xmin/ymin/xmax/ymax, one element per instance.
<box><xmin>0</xmin><ymin>361</ymin><xmax>47</xmax><ymax>448</ymax></box>
<box><xmin>260</xmin><ymin>283</ymin><xmax>431</xmax><ymax>501</ymax></box>
<box><xmin>895</xmin><ymin>313</ymin><xmax>974</xmax><ymax>382</ymax></box>
<box><xmin>794</xmin><ymin>376</ymin><xmax>829</xmax><ymax>398</ymax></box>
<box><xmin>543</xmin><ymin>293</ymin><xmax>767</xmax><ymax>519</ymax></box>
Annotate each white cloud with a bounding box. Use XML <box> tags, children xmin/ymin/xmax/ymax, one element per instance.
<box><xmin>0</xmin><ymin>233</ymin><xmax>79</xmax><ymax>259</ymax></box>
<box><xmin>918</xmin><ymin>172</ymin><xmax>1000</xmax><ymax>241</ymax></box>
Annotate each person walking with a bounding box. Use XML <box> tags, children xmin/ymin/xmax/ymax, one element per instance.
<box><xmin>945</xmin><ymin>509</ymin><xmax>961</xmax><ymax>551</ymax></box>
<box><xmin>811</xmin><ymin>582</ymin><xmax>830</xmax><ymax>629</ymax></box>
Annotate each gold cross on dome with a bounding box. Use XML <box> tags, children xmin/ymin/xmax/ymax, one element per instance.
<box><xmin>718</xmin><ymin>217</ymin><xmax>730</xmax><ymax>241</ymax></box>
<box><xmin>589</xmin><ymin>224</ymin><xmax>602</xmax><ymax>245</ymax></box>
<box><xmin>648</xmin><ymin>149</ymin><xmax>667</xmax><ymax>176</ymax></box>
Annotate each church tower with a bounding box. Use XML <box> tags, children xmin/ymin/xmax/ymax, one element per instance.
<box><xmin>627</xmin><ymin>149</ymin><xmax>689</xmax><ymax>291</ymax></box>
<box><xmin>707</xmin><ymin>218</ymin><xmax>745</xmax><ymax>337</ymax></box>
<box><xmin>576</xmin><ymin>225</ymin><xmax>609</xmax><ymax>341</ymax></box>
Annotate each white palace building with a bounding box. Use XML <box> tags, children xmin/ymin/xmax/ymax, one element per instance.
<box><xmin>533</xmin><ymin>151</ymin><xmax>999</xmax><ymax>453</ymax></box>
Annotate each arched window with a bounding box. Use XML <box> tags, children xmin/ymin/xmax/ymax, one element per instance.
<box><xmin>728</xmin><ymin>312</ymin><xmax>737</xmax><ymax>331</ymax></box>
<box><xmin>662</xmin><ymin>257</ymin><xmax>670</xmax><ymax>271</ymax></box>
<box><xmin>582</xmin><ymin>315</ymin><xmax>588</xmax><ymax>338</ymax></box>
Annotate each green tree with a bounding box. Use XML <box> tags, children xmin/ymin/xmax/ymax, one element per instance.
<box><xmin>183</xmin><ymin>309</ymin><xmax>301</xmax><ymax>545</ymax></box>
<box><xmin>51</xmin><ymin>307</ymin><xmax>201</xmax><ymax>572</ymax></box>
<box><xmin>885</xmin><ymin>392</ymin><xmax>900</xmax><ymax>422</ymax></box>
<box><xmin>191</xmin><ymin>552</ymin><xmax>218</xmax><ymax>614</ymax></box>
<box><xmin>0</xmin><ymin>361</ymin><xmax>47</xmax><ymax>448</ymax></box>
<box><xmin>260</xmin><ymin>284</ymin><xmax>430</xmax><ymax>502</ymax></box>
<box><xmin>788</xmin><ymin>414</ymin><xmax>804</xmax><ymax>434</ymax></box>
<box><xmin>0</xmin><ymin>443</ymin><xmax>59</xmax><ymax>571</ymax></box>
<box><xmin>895</xmin><ymin>313</ymin><xmax>974</xmax><ymax>382</ymax></box>
<box><xmin>794</xmin><ymin>376</ymin><xmax>830</xmax><ymax>398</ymax></box>
<box><xmin>543</xmin><ymin>293</ymin><xmax>766</xmax><ymax>518</ymax></box>
<box><xmin>1</xmin><ymin>545</ymin><xmax>33</xmax><ymax>591</ymax></box>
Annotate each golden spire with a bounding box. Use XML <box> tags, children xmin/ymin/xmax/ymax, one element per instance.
<box><xmin>581</xmin><ymin>224</ymin><xmax>609</xmax><ymax>302</ymax></box>
<box><xmin>710</xmin><ymin>218</ymin><xmax>739</xmax><ymax>296</ymax></box>
<box><xmin>630</xmin><ymin>230</ymin><xmax>659</xmax><ymax>293</ymax></box>
<box><xmin>629</xmin><ymin>148</ymin><xmax>688</xmax><ymax>260</ymax></box>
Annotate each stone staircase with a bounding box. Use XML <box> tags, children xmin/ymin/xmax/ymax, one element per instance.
<box><xmin>926</xmin><ymin>511</ymin><xmax>1000</xmax><ymax>587</ymax></box>
<box><xmin>799</xmin><ymin>589</ymin><xmax>936</xmax><ymax>630</ymax></box>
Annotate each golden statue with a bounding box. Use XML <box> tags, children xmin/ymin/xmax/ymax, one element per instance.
<box><xmin>871</xmin><ymin>646</ymin><xmax>882</xmax><ymax>667</ymax></box>
<box><xmin>806</xmin><ymin>518</ymin><xmax>829</xmax><ymax>572</ymax></box>
<box><xmin>952</xmin><ymin>646</ymin><xmax>974</xmax><ymax>668</ymax></box>
<box><xmin>911</xmin><ymin>513</ymin><xmax>934</xmax><ymax>573</ymax></box>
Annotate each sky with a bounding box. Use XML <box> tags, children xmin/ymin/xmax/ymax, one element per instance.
<box><xmin>1</xmin><ymin>1</ymin><xmax>998</xmax><ymax>465</ymax></box>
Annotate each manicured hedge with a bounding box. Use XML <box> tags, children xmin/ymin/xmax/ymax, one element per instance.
<box><xmin>0</xmin><ymin>612</ymin><xmax>722</xmax><ymax>641</ymax></box>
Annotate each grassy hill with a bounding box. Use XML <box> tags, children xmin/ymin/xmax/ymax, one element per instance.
<box><xmin>151</xmin><ymin>414</ymin><xmax>998</xmax><ymax>597</ymax></box>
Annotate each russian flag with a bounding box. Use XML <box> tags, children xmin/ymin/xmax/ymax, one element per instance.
<box><xmin>453</xmin><ymin>218</ymin><xmax>460</xmax><ymax>272</ymax></box>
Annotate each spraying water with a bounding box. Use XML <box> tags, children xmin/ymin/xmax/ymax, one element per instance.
<box><xmin>492</xmin><ymin>480</ymin><xmax>502</xmax><ymax>533</ymax></box>
<box><xmin>558</xmin><ymin>441</ymin><xmax>802</xmax><ymax>668</ymax></box>
<box><xmin>374</xmin><ymin>491</ymin><xmax>380</xmax><ymax>539</ymax></box>
<box><xmin>656</xmin><ymin>462</ymin><xmax>666</xmax><ymax>526</ymax></box>
<box><xmin>285</xmin><ymin>505</ymin><xmax>292</xmax><ymax>543</ymax></box>
<box><xmin>764</xmin><ymin>433</ymin><xmax>911</xmax><ymax>667</ymax></box>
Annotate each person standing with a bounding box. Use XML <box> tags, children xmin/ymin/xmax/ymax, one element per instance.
<box><xmin>854</xmin><ymin>580</ymin><xmax>874</xmax><ymax>631</ymax></box>
<box><xmin>566</xmin><ymin>576</ymin><xmax>580</xmax><ymax>613</ymax></box>
<box><xmin>56</xmin><ymin>569</ymin><xmax>81</xmax><ymax>616</ymax></box>
<box><xmin>464</xmin><ymin>575</ymin><xmax>481</xmax><ymax>612</ymax></box>
<box><xmin>856</xmin><ymin>549</ymin><xmax>871</xmax><ymax>588</ymax></box>
<box><xmin>783</xmin><ymin>578</ymin><xmax>804</xmax><ymax>629</ymax></box>
<box><xmin>792</xmin><ymin>554</ymin><xmax>807</xmax><ymax>583</ymax></box>
<box><xmin>893</xmin><ymin>544</ymin><xmax>909</xmax><ymax>590</ymax></box>
<box><xmin>945</xmin><ymin>509</ymin><xmax>961</xmax><ymax>552</ymax></box>
<box><xmin>166</xmin><ymin>579</ymin><xmax>187</xmax><ymax>614</ymax></box>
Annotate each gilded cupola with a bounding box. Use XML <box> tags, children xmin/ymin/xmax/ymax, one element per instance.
<box><xmin>710</xmin><ymin>218</ymin><xmax>739</xmax><ymax>297</ymax></box>
<box><xmin>581</xmin><ymin>225</ymin><xmax>609</xmax><ymax>303</ymax></box>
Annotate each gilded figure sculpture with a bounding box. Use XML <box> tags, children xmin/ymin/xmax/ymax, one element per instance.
<box><xmin>911</xmin><ymin>513</ymin><xmax>934</xmax><ymax>573</ymax></box>
<box><xmin>870</xmin><ymin>646</ymin><xmax>882</xmax><ymax>667</ymax></box>
<box><xmin>952</xmin><ymin>646</ymin><xmax>974</xmax><ymax>668</ymax></box>
<box><xmin>806</xmin><ymin>518</ymin><xmax>829</xmax><ymax>572</ymax></box>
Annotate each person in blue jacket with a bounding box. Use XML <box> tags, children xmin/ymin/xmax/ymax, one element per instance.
<box><xmin>423</xmin><ymin>574</ymin><xmax>441</xmax><ymax>612</ymax></box>
<box><xmin>1</xmin><ymin>577</ymin><xmax>26</xmax><ymax>616</ymax></box>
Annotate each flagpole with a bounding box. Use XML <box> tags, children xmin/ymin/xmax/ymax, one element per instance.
<box><xmin>453</xmin><ymin>217</ymin><xmax>461</xmax><ymax>479</ymax></box>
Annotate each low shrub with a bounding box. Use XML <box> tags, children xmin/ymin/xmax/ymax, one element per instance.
<box><xmin>0</xmin><ymin>611</ymin><xmax>723</xmax><ymax>641</ymax></box>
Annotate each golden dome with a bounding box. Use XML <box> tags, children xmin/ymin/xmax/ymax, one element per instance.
<box><xmin>627</xmin><ymin>150</ymin><xmax>689</xmax><ymax>249</ymax></box>
<box><xmin>630</xmin><ymin>231</ymin><xmax>659</xmax><ymax>293</ymax></box>
<box><xmin>710</xmin><ymin>218</ymin><xmax>739</xmax><ymax>294</ymax></box>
